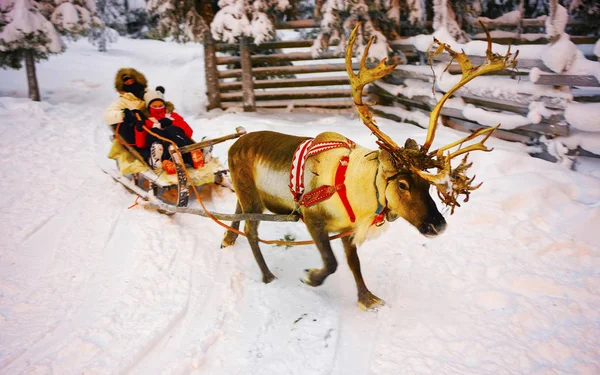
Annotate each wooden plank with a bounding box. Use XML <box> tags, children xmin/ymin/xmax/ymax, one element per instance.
<box><xmin>276</xmin><ymin>19</ymin><xmax>318</xmax><ymax>29</ymax></box>
<box><xmin>146</xmin><ymin>200</ymin><xmax>301</xmax><ymax>222</ymax></box>
<box><xmin>178</xmin><ymin>127</ymin><xmax>246</xmax><ymax>155</ymax></box>
<box><xmin>473</xmin><ymin>16</ymin><xmax>587</xmax><ymax>29</ymax></box>
<box><xmin>370</xmin><ymin>85</ymin><xmax>568</xmax><ymax>136</ymax></box>
<box><xmin>221</xmin><ymin>89</ymin><xmax>355</xmax><ymax>102</ymax></box>
<box><xmin>532</xmin><ymin>74</ymin><xmax>600</xmax><ymax>87</ymax></box>
<box><xmin>433</xmin><ymin>53</ymin><xmax>554</xmax><ymax>72</ymax></box>
<box><xmin>219</xmin><ymin>76</ymin><xmax>350</xmax><ymax>92</ymax></box>
<box><xmin>216</xmin><ymin>40</ymin><xmax>316</xmax><ymax>51</ymax></box>
<box><xmin>447</xmin><ymin>65</ymin><xmax>528</xmax><ymax>76</ymax></box>
<box><xmin>240</xmin><ymin>37</ymin><xmax>255</xmax><ymax>111</ymax></box>
<box><xmin>217</xmin><ymin>50</ymin><xmax>343</xmax><ymax>65</ymax></box>
<box><xmin>443</xmin><ymin>117</ymin><xmax>535</xmax><ymax>143</ymax></box>
<box><xmin>470</xmin><ymin>35</ymin><xmax>597</xmax><ymax>45</ymax></box>
<box><xmin>218</xmin><ymin>39</ymin><xmax>417</xmax><ymax>53</ymax></box>
<box><xmin>218</xmin><ymin>62</ymin><xmax>359</xmax><ymax>79</ymax></box>
<box><xmin>221</xmin><ymin>99</ymin><xmax>354</xmax><ymax>109</ymax></box>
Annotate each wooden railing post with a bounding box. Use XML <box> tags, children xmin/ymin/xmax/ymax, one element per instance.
<box><xmin>203</xmin><ymin>35</ymin><xmax>221</xmax><ymax>111</ymax></box>
<box><xmin>240</xmin><ymin>37</ymin><xmax>256</xmax><ymax>112</ymax></box>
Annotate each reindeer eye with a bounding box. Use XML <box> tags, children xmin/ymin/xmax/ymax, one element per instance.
<box><xmin>398</xmin><ymin>181</ymin><xmax>409</xmax><ymax>191</ymax></box>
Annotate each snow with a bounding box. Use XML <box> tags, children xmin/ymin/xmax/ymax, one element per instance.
<box><xmin>463</xmin><ymin>104</ymin><xmax>530</xmax><ymax>130</ymax></box>
<box><xmin>564</xmin><ymin>102</ymin><xmax>600</xmax><ymax>132</ymax></box>
<box><xmin>372</xmin><ymin>104</ymin><xmax>431</xmax><ymax>128</ymax></box>
<box><xmin>375</xmin><ymin>79</ymin><xmax>434</xmax><ymax>99</ymax></box>
<box><xmin>545</xmin><ymin>4</ymin><xmax>568</xmax><ymax>39</ymax></box>
<box><xmin>477</xmin><ymin>10</ymin><xmax>523</xmax><ymax>25</ymax></box>
<box><xmin>0</xmin><ymin>0</ymin><xmax>63</xmax><ymax>53</ymax></box>
<box><xmin>541</xmin><ymin>33</ymin><xmax>580</xmax><ymax>74</ymax></box>
<box><xmin>1</xmin><ymin>36</ymin><xmax>600</xmax><ymax>375</ymax></box>
<box><xmin>527</xmin><ymin>101</ymin><xmax>559</xmax><ymax>124</ymax></box>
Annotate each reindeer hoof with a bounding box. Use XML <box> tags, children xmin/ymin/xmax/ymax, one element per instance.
<box><xmin>301</xmin><ymin>269</ymin><xmax>324</xmax><ymax>287</ymax></box>
<box><xmin>262</xmin><ymin>272</ymin><xmax>276</xmax><ymax>284</ymax></box>
<box><xmin>358</xmin><ymin>291</ymin><xmax>385</xmax><ymax>311</ymax></box>
<box><xmin>221</xmin><ymin>237</ymin><xmax>236</xmax><ymax>248</ymax></box>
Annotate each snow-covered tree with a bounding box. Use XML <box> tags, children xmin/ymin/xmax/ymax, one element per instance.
<box><xmin>211</xmin><ymin>0</ymin><xmax>290</xmax><ymax>45</ymax></box>
<box><xmin>433</xmin><ymin>0</ymin><xmax>470</xmax><ymax>42</ymax></box>
<box><xmin>147</xmin><ymin>0</ymin><xmax>209</xmax><ymax>42</ymax></box>
<box><xmin>0</xmin><ymin>0</ymin><xmax>98</xmax><ymax>101</ymax></box>
<box><xmin>88</xmin><ymin>0</ymin><xmax>124</xmax><ymax>52</ymax></box>
<box><xmin>312</xmin><ymin>0</ymin><xmax>424</xmax><ymax>63</ymax></box>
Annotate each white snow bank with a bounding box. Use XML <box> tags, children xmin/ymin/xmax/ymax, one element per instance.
<box><xmin>541</xmin><ymin>33</ymin><xmax>580</xmax><ymax>74</ymax></box>
<box><xmin>564</xmin><ymin>102</ymin><xmax>600</xmax><ymax>132</ymax></box>
<box><xmin>402</xmin><ymin>27</ymin><xmax>541</xmax><ymax>60</ymax></box>
<box><xmin>559</xmin><ymin>129</ymin><xmax>600</xmax><ymax>155</ymax></box>
<box><xmin>527</xmin><ymin>101</ymin><xmax>559</xmax><ymax>124</ymax></box>
<box><xmin>435</xmin><ymin>65</ymin><xmax>572</xmax><ymax>104</ymax></box>
<box><xmin>595</xmin><ymin>39</ymin><xmax>600</xmax><ymax>59</ymax></box>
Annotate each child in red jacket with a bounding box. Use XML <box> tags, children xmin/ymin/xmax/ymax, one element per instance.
<box><xmin>135</xmin><ymin>87</ymin><xmax>203</xmax><ymax>173</ymax></box>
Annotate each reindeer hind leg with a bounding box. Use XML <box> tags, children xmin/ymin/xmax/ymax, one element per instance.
<box><xmin>221</xmin><ymin>200</ymin><xmax>242</xmax><ymax>248</ymax></box>
<box><xmin>238</xmin><ymin>190</ymin><xmax>276</xmax><ymax>284</ymax></box>
<box><xmin>245</xmin><ymin>218</ymin><xmax>276</xmax><ymax>284</ymax></box>
<box><xmin>302</xmin><ymin>218</ymin><xmax>338</xmax><ymax>287</ymax></box>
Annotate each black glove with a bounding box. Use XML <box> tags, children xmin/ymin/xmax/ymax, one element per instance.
<box><xmin>122</xmin><ymin>108</ymin><xmax>135</xmax><ymax>124</ymax></box>
<box><xmin>158</xmin><ymin>118</ymin><xmax>172</xmax><ymax>128</ymax></box>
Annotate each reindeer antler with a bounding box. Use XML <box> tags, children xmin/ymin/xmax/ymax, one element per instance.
<box><xmin>413</xmin><ymin>21</ymin><xmax>518</xmax><ymax>213</ymax></box>
<box><xmin>345</xmin><ymin>23</ymin><xmax>399</xmax><ymax>152</ymax></box>
<box><xmin>346</xmin><ymin>22</ymin><xmax>518</xmax><ymax>214</ymax></box>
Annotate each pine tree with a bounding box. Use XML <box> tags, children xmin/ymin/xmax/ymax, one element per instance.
<box><xmin>88</xmin><ymin>0</ymin><xmax>124</xmax><ymax>52</ymax></box>
<box><xmin>312</xmin><ymin>0</ymin><xmax>424</xmax><ymax>63</ymax></box>
<box><xmin>432</xmin><ymin>0</ymin><xmax>469</xmax><ymax>42</ymax></box>
<box><xmin>0</xmin><ymin>0</ymin><xmax>99</xmax><ymax>101</ymax></box>
<box><xmin>147</xmin><ymin>0</ymin><xmax>209</xmax><ymax>43</ymax></box>
<box><xmin>0</xmin><ymin>0</ymin><xmax>63</xmax><ymax>101</ymax></box>
<box><xmin>210</xmin><ymin>0</ymin><xmax>290</xmax><ymax>45</ymax></box>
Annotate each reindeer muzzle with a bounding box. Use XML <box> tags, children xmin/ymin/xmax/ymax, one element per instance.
<box><xmin>419</xmin><ymin>216</ymin><xmax>447</xmax><ymax>237</ymax></box>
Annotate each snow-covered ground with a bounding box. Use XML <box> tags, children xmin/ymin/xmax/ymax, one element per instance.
<box><xmin>1</xmin><ymin>37</ymin><xmax>599</xmax><ymax>374</ymax></box>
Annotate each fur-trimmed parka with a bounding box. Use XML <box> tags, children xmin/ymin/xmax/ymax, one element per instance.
<box><xmin>104</xmin><ymin>68</ymin><xmax>148</xmax><ymax>125</ymax></box>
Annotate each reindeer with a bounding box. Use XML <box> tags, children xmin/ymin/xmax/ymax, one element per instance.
<box><xmin>222</xmin><ymin>24</ymin><xmax>517</xmax><ymax>310</ymax></box>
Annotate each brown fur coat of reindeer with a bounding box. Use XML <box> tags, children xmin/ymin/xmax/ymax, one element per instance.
<box><xmin>222</xmin><ymin>24</ymin><xmax>517</xmax><ymax>310</ymax></box>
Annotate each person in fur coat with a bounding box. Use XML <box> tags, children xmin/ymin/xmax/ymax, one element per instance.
<box><xmin>135</xmin><ymin>87</ymin><xmax>204</xmax><ymax>173</ymax></box>
<box><xmin>105</xmin><ymin>68</ymin><xmax>148</xmax><ymax>145</ymax></box>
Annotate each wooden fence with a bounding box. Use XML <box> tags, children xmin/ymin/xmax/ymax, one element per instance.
<box><xmin>203</xmin><ymin>18</ymin><xmax>599</xmax><ymax>149</ymax></box>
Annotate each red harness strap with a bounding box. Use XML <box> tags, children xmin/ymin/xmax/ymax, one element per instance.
<box><xmin>298</xmin><ymin>155</ymin><xmax>356</xmax><ymax>222</ymax></box>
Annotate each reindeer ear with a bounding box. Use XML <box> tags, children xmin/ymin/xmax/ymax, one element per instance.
<box><xmin>404</xmin><ymin>138</ymin><xmax>419</xmax><ymax>150</ymax></box>
<box><xmin>378</xmin><ymin>149</ymin><xmax>400</xmax><ymax>178</ymax></box>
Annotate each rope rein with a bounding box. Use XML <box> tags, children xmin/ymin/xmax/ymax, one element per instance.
<box><xmin>116</xmin><ymin>118</ymin><xmax>353</xmax><ymax>246</ymax></box>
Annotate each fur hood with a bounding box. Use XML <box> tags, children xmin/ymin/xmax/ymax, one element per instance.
<box><xmin>114</xmin><ymin>67</ymin><xmax>148</xmax><ymax>93</ymax></box>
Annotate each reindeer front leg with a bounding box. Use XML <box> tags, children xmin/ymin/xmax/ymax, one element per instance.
<box><xmin>302</xmin><ymin>218</ymin><xmax>338</xmax><ymax>287</ymax></box>
<box><xmin>341</xmin><ymin>235</ymin><xmax>384</xmax><ymax>310</ymax></box>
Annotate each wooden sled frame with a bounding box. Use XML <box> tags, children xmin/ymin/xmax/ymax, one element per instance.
<box><xmin>109</xmin><ymin>125</ymin><xmax>247</xmax><ymax>207</ymax></box>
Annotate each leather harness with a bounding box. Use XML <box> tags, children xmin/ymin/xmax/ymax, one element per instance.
<box><xmin>289</xmin><ymin>138</ymin><xmax>386</xmax><ymax>226</ymax></box>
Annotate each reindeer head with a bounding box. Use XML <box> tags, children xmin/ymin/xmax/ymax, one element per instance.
<box><xmin>346</xmin><ymin>23</ymin><xmax>517</xmax><ymax>235</ymax></box>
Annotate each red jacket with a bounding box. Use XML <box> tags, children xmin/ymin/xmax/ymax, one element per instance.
<box><xmin>134</xmin><ymin>112</ymin><xmax>193</xmax><ymax>148</ymax></box>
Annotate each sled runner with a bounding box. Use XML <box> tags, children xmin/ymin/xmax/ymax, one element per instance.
<box><xmin>106</xmin><ymin>124</ymin><xmax>246</xmax><ymax>207</ymax></box>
